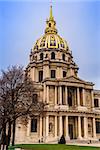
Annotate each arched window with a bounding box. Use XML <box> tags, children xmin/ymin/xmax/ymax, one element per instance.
<box><xmin>49</xmin><ymin>23</ymin><xmax>51</xmax><ymax>27</ymax></box>
<box><xmin>40</xmin><ymin>53</ymin><xmax>43</xmax><ymax>60</ymax></box>
<box><xmin>51</xmin><ymin>52</ymin><xmax>55</xmax><ymax>59</ymax></box>
<box><xmin>62</xmin><ymin>54</ymin><xmax>65</xmax><ymax>61</ymax></box>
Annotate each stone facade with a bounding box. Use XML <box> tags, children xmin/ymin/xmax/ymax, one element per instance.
<box><xmin>15</xmin><ymin>6</ymin><xmax>100</xmax><ymax>144</ymax></box>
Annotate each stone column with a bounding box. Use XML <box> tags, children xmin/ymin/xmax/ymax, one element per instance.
<box><xmin>93</xmin><ymin>118</ymin><xmax>96</xmax><ymax>138</ymax></box>
<box><xmin>40</xmin><ymin>116</ymin><xmax>42</xmax><ymax>138</ymax></box>
<box><xmin>27</xmin><ymin>118</ymin><xmax>31</xmax><ymax>136</ymax></box>
<box><xmin>47</xmin><ymin>85</ymin><xmax>49</xmax><ymax>104</ymax></box>
<box><xmin>59</xmin><ymin>86</ymin><xmax>62</xmax><ymax>105</ymax></box>
<box><xmin>31</xmin><ymin>67</ymin><xmax>35</xmax><ymax>81</ymax></box>
<box><xmin>59</xmin><ymin>116</ymin><xmax>63</xmax><ymax>137</ymax></box>
<box><xmin>99</xmin><ymin>98</ymin><xmax>100</xmax><ymax>108</ymax></box>
<box><xmin>82</xmin><ymin>88</ymin><xmax>85</xmax><ymax>106</ymax></box>
<box><xmin>65</xmin><ymin>116</ymin><xmax>69</xmax><ymax>139</ymax></box>
<box><xmin>55</xmin><ymin>86</ymin><xmax>57</xmax><ymax>105</ymax></box>
<box><xmin>55</xmin><ymin>116</ymin><xmax>57</xmax><ymax>138</ymax></box>
<box><xmin>78</xmin><ymin>116</ymin><xmax>82</xmax><ymax>139</ymax></box>
<box><xmin>65</xmin><ymin>86</ymin><xmax>68</xmax><ymax>105</ymax></box>
<box><xmin>77</xmin><ymin>87</ymin><xmax>80</xmax><ymax>106</ymax></box>
<box><xmin>43</xmin><ymin>83</ymin><xmax>46</xmax><ymax>103</ymax></box>
<box><xmin>46</xmin><ymin>115</ymin><xmax>49</xmax><ymax>138</ymax></box>
<box><xmin>84</xmin><ymin>117</ymin><xmax>88</xmax><ymax>139</ymax></box>
<box><xmin>91</xmin><ymin>90</ymin><xmax>94</xmax><ymax>108</ymax></box>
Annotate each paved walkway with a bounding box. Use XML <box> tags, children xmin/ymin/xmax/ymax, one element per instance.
<box><xmin>67</xmin><ymin>142</ymin><xmax>100</xmax><ymax>147</ymax></box>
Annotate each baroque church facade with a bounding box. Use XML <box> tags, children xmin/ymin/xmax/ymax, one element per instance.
<box><xmin>15</xmin><ymin>6</ymin><xmax>100</xmax><ymax>144</ymax></box>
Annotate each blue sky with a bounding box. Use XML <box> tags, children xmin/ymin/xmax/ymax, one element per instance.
<box><xmin>0</xmin><ymin>0</ymin><xmax>100</xmax><ymax>89</ymax></box>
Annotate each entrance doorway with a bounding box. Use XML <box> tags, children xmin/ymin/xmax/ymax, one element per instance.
<box><xmin>69</xmin><ymin>124</ymin><xmax>73</xmax><ymax>139</ymax></box>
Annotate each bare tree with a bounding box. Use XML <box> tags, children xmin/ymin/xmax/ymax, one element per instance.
<box><xmin>0</xmin><ymin>66</ymin><xmax>44</xmax><ymax>148</ymax></box>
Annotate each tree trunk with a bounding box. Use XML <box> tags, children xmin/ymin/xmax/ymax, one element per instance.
<box><xmin>12</xmin><ymin>120</ymin><xmax>16</xmax><ymax>146</ymax></box>
<box><xmin>1</xmin><ymin>123</ymin><xmax>6</xmax><ymax>150</ymax></box>
<box><xmin>6</xmin><ymin>120</ymin><xmax>11</xmax><ymax>150</ymax></box>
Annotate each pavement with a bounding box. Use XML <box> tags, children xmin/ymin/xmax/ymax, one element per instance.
<box><xmin>67</xmin><ymin>142</ymin><xmax>100</xmax><ymax>147</ymax></box>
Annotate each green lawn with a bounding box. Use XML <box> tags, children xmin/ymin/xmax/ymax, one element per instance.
<box><xmin>8</xmin><ymin>144</ymin><xmax>100</xmax><ymax>150</ymax></box>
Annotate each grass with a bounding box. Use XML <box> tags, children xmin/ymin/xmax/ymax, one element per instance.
<box><xmin>8</xmin><ymin>144</ymin><xmax>100</xmax><ymax>150</ymax></box>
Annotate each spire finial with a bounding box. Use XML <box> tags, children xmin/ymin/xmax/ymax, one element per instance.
<box><xmin>49</xmin><ymin>0</ymin><xmax>54</xmax><ymax>20</ymax></box>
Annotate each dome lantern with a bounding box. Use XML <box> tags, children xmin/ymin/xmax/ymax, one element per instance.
<box><xmin>33</xmin><ymin>5</ymin><xmax>69</xmax><ymax>51</ymax></box>
<box><xmin>45</xmin><ymin>5</ymin><xmax>58</xmax><ymax>34</ymax></box>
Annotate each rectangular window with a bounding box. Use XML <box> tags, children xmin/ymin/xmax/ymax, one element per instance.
<box><xmin>39</xmin><ymin>71</ymin><xmax>43</xmax><ymax>82</ymax></box>
<box><xmin>51</xmin><ymin>70</ymin><xmax>56</xmax><ymax>78</ymax></box>
<box><xmin>63</xmin><ymin>71</ymin><xmax>66</xmax><ymax>77</ymax></box>
<box><xmin>31</xmin><ymin>119</ymin><xmax>37</xmax><ymax>132</ymax></box>
<box><xmin>94</xmin><ymin>99</ymin><xmax>99</xmax><ymax>107</ymax></box>
<box><xmin>96</xmin><ymin>121</ymin><xmax>100</xmax><ymax>133</ymax></box>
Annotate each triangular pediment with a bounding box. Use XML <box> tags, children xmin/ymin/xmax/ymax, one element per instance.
<box><xmin>62</xmin><ymin>76</ymin><xmax>93</xmax><ymax>85</ymax></box>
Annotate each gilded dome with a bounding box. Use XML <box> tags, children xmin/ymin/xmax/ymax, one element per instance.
<box><xmin>33</xmin><ymin>6</ymin><xmax>69</xmax><ymax>51</ymax></box>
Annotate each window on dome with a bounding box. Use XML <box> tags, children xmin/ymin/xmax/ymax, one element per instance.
<box><xmin>62</xmin><ymin>54</ymin><xmax>65</xmax><ymax>61</ymax></box>
<box><xmin>39</xmin><ymin>71</ymin><xmax>43</xmax><ymax>82</ymax></box>
<box><xmin>50</xmin><ymin>41</ymin><xmax>56</xmax><ymax>46</ymax></box>
<box><xmin>63</xmin><ymin>71</ymin><xmax>66</xmax><ymax>78</ymax></box>
<box><xmin>51</xmin><ymin>70</ymin><xmax>56</xmax><ymax>78</ymax></box>
<box><xmin>40</xmin><ymin>53</ymin><xmax>43</xmax><ymax>60</ymax></box>
<box><xmin>51</xmin><ymin>52</ymin><xmax>55</xmax><ymax>59</ymax></box>
<box><xmin>42</xmin><ymin>42</ymin><xmax>45</xmax><ymax>47</ymax></box>
<box><xmin>61</xmin><ymin>43</ymin><xmax>65</xmax><ymax>48</ymax></box>
<box><xmin>31</xmin><ymin>118</ymin><xmax>37</xmax><ymax>132</ymax></box>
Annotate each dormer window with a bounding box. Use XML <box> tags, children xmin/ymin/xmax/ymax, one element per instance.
<box><xmin>40</xmin><ymin>53</ymin><xmax>43</xmax><ymax>60</ymax></box>
<box><xmin>51</xmin><ymin>52</ymin><xmax>55</xmax><ymax>59</ymax></box>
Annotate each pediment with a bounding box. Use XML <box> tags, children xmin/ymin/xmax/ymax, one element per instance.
<box><xmin>64</xmin><ymin>76</ymin><xmax>93</xmax><ymax>85</ymax></box>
